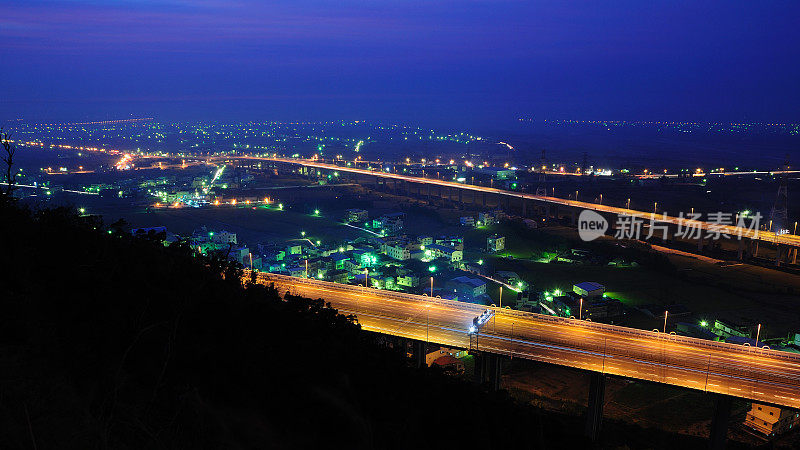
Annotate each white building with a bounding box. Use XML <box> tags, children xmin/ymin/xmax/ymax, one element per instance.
<box><xmin>487</xmin><ymin>234</ymin><xmax>505</xmax><ymax>252</ymax></box>
<box><xmin>210</xmin><ymin>230</ymin><xmax>237</xmax><ymax>245</ymax></box>
<box><xmin>745</xmin><ymin>403</ymin><xmax>800</xmax><ymax>436</ymax></box>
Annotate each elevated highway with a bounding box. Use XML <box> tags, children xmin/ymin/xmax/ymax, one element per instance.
<box><xmin>236</xmin><ymin>156</ymin><xmax>800</xmax><ymax>250</ymax></box>
<box><xmin>253</xmin><ymin>272</ymin><xmax>800</xmax><ymax>410</ymax></box>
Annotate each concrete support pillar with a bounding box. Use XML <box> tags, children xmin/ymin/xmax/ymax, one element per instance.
<box><xmin>458</xmin><ymin>189</ymin><xmax>463</xmax><ymax>204</ymax></box>
<box><xmin>753</xmin><ymin>240</ymin><xmax>759</xmax><ymax>257</ymax></box>
<box><xmin>521</xmin><ymin>199</ymin><xmax>527</xmax><ymax>217</ymax></box>
<box><xmin>487</xmin><ymin>354</ymin><xmax>501</xmax><ymax>392</ymax></box>
<box><xmin>414</xmin><ymin>340</ymin><xmax>426</xmax><ymax>369</ymax></box>
<box><xmin>792</xmin><ymin>248</ymin><xmax>798</xmax><ymax>265</ymax></box>
<box><xmin>473</xmin><ymin>353</ymin><xmax>486</xmax><ymax>385</ymax></box>
<box><xmin>584</xmin><ymin>372</ymin><xmax>606</xmax><ymax>441</ymax></box>
<box><xmin>481</xmin><ymin>193</ymin><xmax>486</xmax><ymax>207</ymax></box>
<box><xmin>570</xmin><ymin>209</ymin><xmax>577</xmax><ymax>226</ymax></box>
<box><xmin>698</xmin><ymin>236</ymin><xmax>705</xmax><ymax>252</ymax></box>
<box><xmin>709</xmin><ymin>394</ymin><xmax>732</xmax><ymax>450</ymax></box>
<box><xmin>737</xmin><ymin>239</ymin><xmax>745</xmax><ymax>260</ymax></box>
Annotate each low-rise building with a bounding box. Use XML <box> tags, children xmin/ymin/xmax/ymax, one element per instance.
<box><xmin>745</xmin><ymin>403</ymin><xmax>800</xmax><ymax>436</ymax></box>
<box><xmin>487</xmin><ymin>234</ymin><xmax>505</xmax><ymax>252</ymax></box>
<box><xmin>495</xmin><ymin>271</ymin><xmax>522</xmax><ymax>286</ymax></box>
<box><xmin>373</xmin><ymin>212</ymin><xmax>405</xmax><ymax>233</ymax></box>
<box><xmin>425</xmin><ymin>243</ymin><xmax>463</xmax><ymax>263</ymax></box>
<box><xmin>573</xmin><ymin>281</ymin><xmax>605</xmax><ymax>298</ymax></box>
<box><xmin>446</xmin><ymin>276</ymin><xmax>488</xmax><ymax>303</ymax></box>
<box><xmin>472</xmin><ymin>167</ymin><xmax>516</xmax><ymax>180</ymax></box>
<box><xmin>676</xmin><ymin>322</ymin><xmax>718</xmax><ymax>340</ymax></box>
<box><xmin>430</xmin><ymin>355</ymin><xmax>465</xmax><ymax>374</ymax></box>
<box><xmin>713</xmin><ymin>317</ymin><xmax>754</xmax><ymax>339</ymax></box>
<box><xmin>478</xmin><ymin>211</ymin><xmax>498</xmax><ymax>226</ymax></box>
<box><xmin>288</xmin><ymin>265</ymin><xmax>306</xmax><ymax>278</ymax></box>
<box><xmin>426</xmin><ymin>347</ymin><xmax>468</xmax><ymax>366</ymax></box>
<box><xmin>346</xmin><ymin>208</ymin><xmax>369</xmax><ymax>223</ymax></box>
<box><xmin>385</xmin><ymin>242</ymin><xmax>413</xmax><ymax>260</ymax></box>
<box><xmin>211</xmin><ymin>230</ymin><xmax>237</xmax><ymax>245</ymax></box>
<box><xmin>397</xmin><ymin>275</ymin><xmax>420</xmax><ymax>287</ymax></box>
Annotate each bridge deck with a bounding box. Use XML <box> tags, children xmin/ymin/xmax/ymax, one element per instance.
<box><xmin>241</xmin><ymin>157</ymin><xmax>799</xmax><ymax>248</ymax></box>
<box><xmin>253</xmin><ymin>272</ymin><xmax>800</xmax><ymax>409</ymax></box>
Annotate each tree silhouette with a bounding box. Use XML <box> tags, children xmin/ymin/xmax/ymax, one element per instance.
<box><xmin>1</xmin><ymin>129</ymin><xmax>17</xmax><ymax>198</ymax></box>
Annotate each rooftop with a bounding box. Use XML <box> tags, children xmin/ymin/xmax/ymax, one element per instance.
<box><xmin>450</xmin><ymin>276</ymin><xmax>485</xmax><ymax>288</ymax></box>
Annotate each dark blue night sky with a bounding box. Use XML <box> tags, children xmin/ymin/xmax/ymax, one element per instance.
<box><xmin>2</xmin><ymin>0</ymin><xmax>799</xmax><ymax>126</ymax></box>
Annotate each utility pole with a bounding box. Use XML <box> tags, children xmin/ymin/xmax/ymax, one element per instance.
<box><xmin>581</xmin><ymin>151</ymin><xmax>588</xmax><ymax>176</ymax></box>
<box><xmin>536</xmin><ymin>149</ymin><xmax>547</xmax><ymax>196</ymax></box>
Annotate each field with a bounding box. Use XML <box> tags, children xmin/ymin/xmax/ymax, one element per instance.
<box><xmin>62</xmin><ymin>181</ymin><xmax>800</xmax><ymax>338</ymax></box>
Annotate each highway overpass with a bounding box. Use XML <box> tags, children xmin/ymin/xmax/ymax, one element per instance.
<box><xmin>252</xmin><ymin>272</ymin><xmax>800</xmax><ymax>410</ymax></box>
<box><xmin>237</xmin><ymin>156</ymin><xmax>800</xmax><ymax>253</ymax></box>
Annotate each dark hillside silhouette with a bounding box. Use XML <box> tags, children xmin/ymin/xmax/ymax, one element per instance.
<box><xmin>0</xmin><ymin>201</ymin><xmax>754</xmax><ymax>449</ymax></box>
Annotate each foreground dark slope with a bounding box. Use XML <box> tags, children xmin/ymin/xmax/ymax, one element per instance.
<box><xmin>0</xmin><ymin>201</ymin><xmax>752</xmax><ymax>449</ymax></box>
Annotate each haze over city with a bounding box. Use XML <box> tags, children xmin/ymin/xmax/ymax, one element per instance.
<box><xmin>3</xmin><ymin>1</ymin><xmax>800</xmax><ymax>127</ymax></box>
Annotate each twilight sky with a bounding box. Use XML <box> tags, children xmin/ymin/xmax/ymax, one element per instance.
<box><xmin>2</xmin><ymin>0</ymin><xmax>799</xmax><ymax>126</ymax></box>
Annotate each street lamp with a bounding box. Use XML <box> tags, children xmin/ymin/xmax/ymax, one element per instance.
<box><xmin>499</xmin><ymin>286</ymin><xmax>503</xmax><ymax>309</ymax></box>
<box><xmin>364</xmin><ymin>268</ymin><xmax>368</xmax><ymax>288</ymax></box>
<box><xmin>663</xmin><ymin>310</ymin><xmax>668</xmax><ymax>333</ymax></box>
<box><xmin>756</xmin><ymin>323</ymin><xmax>762</xmax><ymax>347</ymax></box>
<box><xmin>654</xmin><ymin>202</ymin><xmax>658</xmax><ymax>213</ymax></box>
<box><xmin>579</xmin><ymin>298</ymin><xmax>583</xmax><ymax>320</ymax></box>
<box><xmin>626</xmin><ymin>198</ymin><xmax>631</xmax><ymax>209</ymax></box>
<box><xmin>430</xmin><ymin>276</ymin><xmax>434</xmax><ymax>297</ymax></box>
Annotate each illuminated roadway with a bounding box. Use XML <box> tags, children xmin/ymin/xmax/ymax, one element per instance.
<box><xmin>235</xmin><ymin>156</ymin><xmax>800</xmax><ymax>248</ymax></box>
<box><xmin>253</xmin><ymin>272</ymin><xmax>800</xmax><ymax>409</ymax></box>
